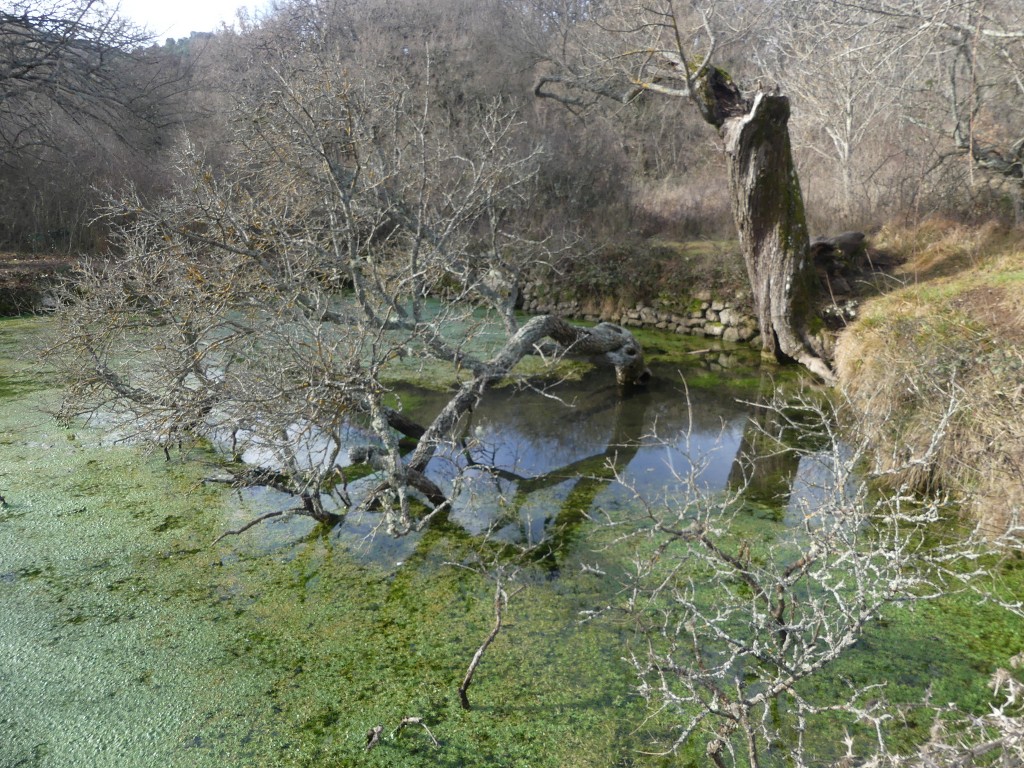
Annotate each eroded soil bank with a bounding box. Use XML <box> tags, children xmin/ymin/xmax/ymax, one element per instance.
<box><xmin>835</xmin><ymin>220</ymin><xmax>1024</xmax><ymax>533</ymax></box>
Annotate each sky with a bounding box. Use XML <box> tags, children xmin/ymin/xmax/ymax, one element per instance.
<box><xmin>114</xmin><ymin>0</ymin><xmax>271</xmax><ymax>42</ymax></box>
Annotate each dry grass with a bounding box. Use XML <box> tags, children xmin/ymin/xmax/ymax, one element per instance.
<box><xmin>546</xmin><ymin>237</ymin><xmax>747</xmax><ymax>313</ymax></box>
<box><xmin>836</xmin><ymin>219</ymin><xmax>1024</xmax><ymax>535</ymax></box>
<box><xmin>632</xmin><ymin>178</ymin><xmax>734</xmax><ymax>239</ymax></box>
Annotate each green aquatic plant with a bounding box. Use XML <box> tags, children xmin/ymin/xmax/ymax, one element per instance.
<box><xmin>614</xmin><ymin>392</ymin><xmax>1023</xmax><ymax>767</ymax></box>
<box><xmin>4</xmin><ymin>316</ymin><xmax>1023</xmax><ymax>767</ymax></box>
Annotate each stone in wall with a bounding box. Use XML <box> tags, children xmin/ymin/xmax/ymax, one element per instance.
<box><xmin>517</xmin><ymin>278</ymin><xmax>762</xmax><ymax>347</ymax></box>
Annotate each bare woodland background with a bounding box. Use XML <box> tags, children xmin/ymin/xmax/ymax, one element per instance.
<box><xmin>3</xmin><ymin>0</ymin><xmax>1023</xmax><ymax>255</ymax></box>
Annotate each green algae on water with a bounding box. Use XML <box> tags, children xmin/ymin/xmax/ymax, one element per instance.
<box><xmin>0</xmin><ymin>321</ymin><xmax>643</xmax><ymax>767</ymax></box>
<box><xmin>2</xmin><ymin>315</ymin><xmax>1023</xmax><ymax>767</ymax></box>
<box><xmin>0</xmin><ymin>408</ymin><xmax>642</xmax><ymax>766</ymax></box>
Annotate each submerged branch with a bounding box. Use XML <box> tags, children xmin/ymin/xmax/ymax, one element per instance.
<box><xmin>391</xmin><ymin>717</ymin><xmax>440</xmax><ymax>747</ymax></box>
<box><xmin>459</xmin><ymin>580</ymin><xmax>508</xmax><ymax>710</ymax></box>
<box><xmin>212</xmin><ymin>509</ymin><xmax>288</xmax><ymax>543</ymax></box>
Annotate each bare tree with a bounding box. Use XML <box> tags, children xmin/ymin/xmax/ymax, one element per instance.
<box><xmin>618</xmin><ymin>391</ymin><xmax>1022</xmax><ymax>766</ymax></box>
<box><xmin>0</xmin><ymin>0</ymin><xmax>207</xmax><ymax>250</ymax></box>
<box><xmin>751</xmin><ymin>2</ymin><xmax>921</xmax><ymax>226</ymax></box>
<box><xmin>774</xmin><ymin>0</ymin><xmax>1024</xmax><ymax>225</ymax></box>
<box><xmin>0</xmin><ymin>0</ymin><xmax>151</xmax><ymax>157</ymax></box>
<box><xmin>532</xmin><ymin>0</ymin><xmax>836</xmax><ymax>382</ymax></box>
<box><xmin>927</xmin><ymin>0</ymin><xmax>1024</xmax><ymax>222</ymax></box>
<box><xmin>45</xmin><ymin>0</ymin><xmax>650</xmax><ymax>538</ymax></box>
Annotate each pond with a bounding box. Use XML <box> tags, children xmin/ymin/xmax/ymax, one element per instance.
<box><xmin>1</xmin><ymin>316</ymin><xmax>1021</xmax><ymax>767</ymax></box>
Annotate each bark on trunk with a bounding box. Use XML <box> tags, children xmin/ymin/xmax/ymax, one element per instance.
<box><xmin>535</xmin><ymin>66</ymin><xmax>835</xmax><ymax>384</ymax></box>
<box><xmin>719</xmin><ymin>91</ymin><xmax>835</xmax><ymax>384</ymax></box>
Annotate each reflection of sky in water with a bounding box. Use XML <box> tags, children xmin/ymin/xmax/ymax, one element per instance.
<box><xmin>784</xmin><ymin>444</ymin><xmax>859</xmax><ymax>527</ymax></box>
<box><xmin>408</xmin><ymin>368</ymin><xmax>757</xmax><ymax>540</ymax></box>
<box><xmin>615</xmin><ymin>420</ymin><xmax>747</xmax><ymax>493</ymax></box>
<box><xmin>207</xmin><ymin>417</ymin><xmax>374</xmax><ymax>471</ymax></box>
<box><xmin>225</xmin><ymin>363</ymin><xmax>842</xmax><ymax>557</ymax></box>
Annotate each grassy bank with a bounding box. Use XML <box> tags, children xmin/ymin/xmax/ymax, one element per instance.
<box><xmin>835</xmin><ymin>219</ymin><xmax>1024</xmax><ymax>534</ymax></box>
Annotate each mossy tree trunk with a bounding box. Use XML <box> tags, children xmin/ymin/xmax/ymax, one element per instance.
<box><xmin>684</xmin><ymin>67</ymin><xmax>834</xmax><ymax>382</ymax></box>
<box><xmin>718</xmin><ymin>91</ymin><xmax>835</xmax><ymax>383</ymax></box>
<box><xmin>536</xmin><ymin>62</ymin><xmax>835</xmax><ymax>382</ymax></box>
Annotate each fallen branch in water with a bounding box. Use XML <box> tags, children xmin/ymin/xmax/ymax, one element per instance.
<box><xmin>392</xmin><ymin>716</ymin><xmax>440</xmax><ymax>747</ymax></box>
<box><xmin>459</xmin><ymin>578</ymin><xmax>509</xmax><ymax>710</ymax></box>
<box><xmin>212</xmin><ymin>509</ymin><xmax>288</xmax><ymax>544</ymax></box>
<box><xmin>350</xmin><ymin>445</ymin><xmax>449</xmax><ymax>508</ymax></box>
<box><xmin>364</xmin><ymin>724</ymin><xmax>383</xmax><ymax>751</ymax></box>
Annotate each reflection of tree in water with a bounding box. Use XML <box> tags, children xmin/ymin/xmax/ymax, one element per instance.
<box><xmin>401</xmin><ymin>364</ymin><xmax>750</xmax><ymax>471</ymax></box>
<box><xmin>727</xmin><ymin>404</ymin><xmax>801</xmax><ymax>510</ymax></box>
<box><xmin>466</xmin><ymin>394</ymin><xmax>645</xmax><ymax>566</ymax></box>
<box><xmin>405</xmin><ymin>366</ymin><xmax>755</xmax><ymax>565</ymax></box>
<box><xmin>727</xmin><ymin>385</ymin><xmax>834</xmax><ymax>513</ymax></box>
<box><xmin>414</xmin><ymin>389</ymin><xmax>637</xmax><ymax>564</ymax></box>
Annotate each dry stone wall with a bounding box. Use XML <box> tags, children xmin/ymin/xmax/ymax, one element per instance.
<box><xmin>519</xmin><ymin>283</ymin><xmax>761</xmax><ymax>346</ymax></box>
